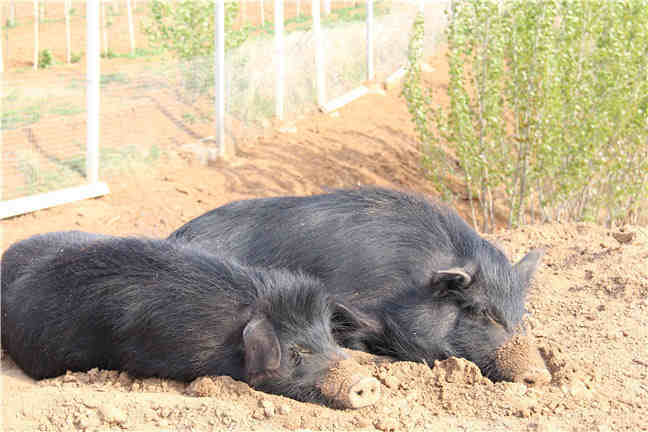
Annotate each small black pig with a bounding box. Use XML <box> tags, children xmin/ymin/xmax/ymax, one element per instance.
<box><xmin>1</xmin><ymin>232</ymin><xmax>380</xmax><ymax>407</ymax></box>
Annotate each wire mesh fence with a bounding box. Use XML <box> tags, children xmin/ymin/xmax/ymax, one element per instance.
<box><xmin>2</xmin><ymin>73</ymin><xmax>88</xmax><ymax>201</ymax></box>
<box><xmin>1</xmin><ymin>0</ymin><xmax>449</xmax><ymax>213</ymax></box>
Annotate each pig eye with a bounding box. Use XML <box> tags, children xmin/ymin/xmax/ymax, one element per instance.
<box><xmin>290</xmin><ymin>347</ymin><xmax>303</xmax><ymax>365</ymax></box>
<box><xmin>290</xmin><ymin>346</ymin><xmax>313</xmax><ymax>365</ymax></box>
<box><xmin>296</xmin><ymin>346</ymin><xmax>313</xmax><ymax>356</ymax></box>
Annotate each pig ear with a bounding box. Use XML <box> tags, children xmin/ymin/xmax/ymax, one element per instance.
<box><xmin>513</xmin><ymin>249</ymin><xmax>544</xmax><ymax>288</ymax></box>
<box><xmin>243</xmin><ymin>317</ymin><xmax>281</xmax><ymax>376</ymax></box>
<box><xmin>333</xmin><ymin>303</ymin><xmax>384</xmax><ymax>335</ymax></box>
<box><xmin>432</xmin><ymin>267</ymin><xmax>472</xmax><ymax>289</ymax></box>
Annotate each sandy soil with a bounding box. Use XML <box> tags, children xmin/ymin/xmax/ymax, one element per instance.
<box><xmin>2</xmin><ymin>4</ymin><xmax>648</xmax><ymax>432</ymax></box>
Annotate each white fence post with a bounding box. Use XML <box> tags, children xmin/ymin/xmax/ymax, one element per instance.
<box><xmin>86</xmin><ymin>0</ymin><xmax>100</xmax><ymax>184</ymax></box>
<box><xmin>274</xmin><ymin>0</ymin><xmax>284</xmax><ymax>120</ymax></box>
<box><xmin>101</xmin><ymin>1</ymin><xmax>108</xmax><ymax>57</ymax></box>
<box><xmin>65</xmin><ymin>0</ymin><xmax>71</xmax><ymax>64</ymax></box>
<box><xmin>323</xmin><ymin>0</ymin><xmax>330</xmax><ymax>16</ymax></box>
<box><xmin>0</xmin><ymin>10</ymin><xmax>3</xmax><ymax>73</ymax></box>
<box><xmin>214</xmin><ymin>0</ymin><xmax>225</xmax><ymax>157</ymax></box>
<box><xmin>366</xmin><ymin>0</ymin><xmax>374</xmax><ymax>81</ymax></box>
<box><xmin>33</xmin><ymin>0</ymin><xmax>38</xmax><ymax>70</ymax></box>
<box><xmin>260</xmin><ymin>0</ymin><xmax>265</xmax><ymax>26</ymax></box>
<box><xmin>313</xmin><ymin>0</ymin><xmax>325</xmax><ymax>107</ymax></box>
<box><xmin>9</xmin><ymin>2</ymin><xmax>15</xmax><ymax>27</ymax></box>
<box><xmin>127</xmin><ymin>0</ymin><xmax>135</xmax><ymax>55</ymax></box>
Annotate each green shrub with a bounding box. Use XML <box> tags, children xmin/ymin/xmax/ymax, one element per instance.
<box><xmin>4</xmin><ymin>18</ymin><xmax>17</xmax><ymax>29</ymax></box>
<box><xmin>144</xmin><ymin>0</ymin><xmax>248</xmax><ymax>59</ymax></box>
<box><xmin>101</xmin><ymin>48</ymin><xmax>118</xmax><ymax>59</ymax></box>
<box><xmin>403</xmin><ymin>0</ymin><xmax>648</xmax><ymax>230</ymax></box>
<box><xmin>71</xmin><ymin>52</ymin><xmax>83</xmax><ymax>63</ymax></box>
<box><xmin>38</xmin><ymin>49</ymin><xmax>54</xmax><ymax>69</ymax></box>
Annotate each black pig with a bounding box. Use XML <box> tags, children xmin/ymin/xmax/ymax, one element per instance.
<box><xmin>169</xmin><ymin>187</ymin><xmax>550</xmax><ymax>385</ymax></box>
<box><xmin>1</xmin><ymin>232</ymin><xmax>380</xmax><ymax>406</ymax></box>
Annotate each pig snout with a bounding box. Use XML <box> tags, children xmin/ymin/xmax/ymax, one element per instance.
<box><xmin>494</xmin><ymin>334</ymin><xmax>552</xmax><ymax>386</ymax></box>
<box><xmin>319</xmin><ymin>358</ymin><xmax>381</xmax><ymax>409</ymax></box>
<box><xmin>345</xmin><ymin>375</ymin><xmax>381</xmax><ymax>408</ymax></box>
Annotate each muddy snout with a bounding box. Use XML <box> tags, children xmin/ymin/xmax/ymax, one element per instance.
<box><xmin>494</xmin><ymin>334</ymin><xmax>552</xmax><ymax>386</ymax></box>
<box><xmin>319</xmin><ymin>358</ymin><xmax>381</xmax><ymax>409</ymax></box>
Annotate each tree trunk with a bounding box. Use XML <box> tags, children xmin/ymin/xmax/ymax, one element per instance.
<box><xmin>102</xmin><ymin>1</ymin><xmax>108</xmax><ymax>57</ymax></box>
<box><xmin>9</xmin><ymin>2</ymin><xmax>15</xmax><ymax>27</ymax></box>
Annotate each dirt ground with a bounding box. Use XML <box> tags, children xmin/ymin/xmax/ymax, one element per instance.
<box><xmin>2</xmin><ymin>4</ymin><xmax>648</xmax><ymax>432</ymax></box>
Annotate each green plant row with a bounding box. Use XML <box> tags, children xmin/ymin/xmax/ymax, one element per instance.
<box><xmin>403</xmin><ymin>0</ymin><xmax>648</xmax><ymax>230</ymax></box>
<box><xmin>143</xmin><ymin>0</ymin><xmax>249</xmax><ymax>61</ymax></box>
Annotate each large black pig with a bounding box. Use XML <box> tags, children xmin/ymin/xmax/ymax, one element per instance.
<box><xmin>1</xmin><ymin>232</ymin><xmax>380</xmax><ymax>407</ymax></box>
<box><xmin>169</xmin><ymin>187</ymin><xmax>551</xmax><ymax>385</ymax></box>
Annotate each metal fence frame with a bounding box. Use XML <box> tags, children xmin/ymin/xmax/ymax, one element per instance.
<box><xmin>1</xmin><ymin>0</ymin><xmax>429</xmax><ymax>219</ymax></box>
<box><xmin>0</xmin><ymin>1</ymin><xmax>109</xmax><ymax>220</ymax></box>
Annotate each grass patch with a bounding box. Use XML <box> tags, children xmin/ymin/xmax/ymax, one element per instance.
<box><xmin>103</xmin><ymin>47</ymin><xmax>165</xmax><ymax>60</ymax></box>
<box><xmin>1</xmin><ymin>104</ymin><xmax>43</xmax><ymax>130</ymax></box>
<box><xmin>100</xmin><ymin>49</ymin><xmax>119</xmax><ymax>59</ymax></box>
<box><xmin>182</xmin><ymin>113</ymin><xmax>197</xmax><ymax>124</ymax></box>
<box><xmin>38</xmin><ymin>49</ymin><xmax>54</xmax><ymax>69</ymax></box>
<box><xmin>11</xmin><ymin>144</ymin><xmax>165</xmax><ymax>197</ymax></box>
<box><xmin>65</xmin><ymin>79</ymin><xmax>85</xmax><ymax>90</ymax></box>
<box><xmin>71</xmin><ymin>52</ymin><xmax>83</xmax><ymax>63</ymax></box>
<box><xmin>49</xmin><ymin>104</ymin><xmax>85</xmax><ymax>116</ymax></box>
<box><xmin>100</xmin><ymin>73</ymin><xmax>130</xmax><ymax>87</ymax></box>
<box><xmin>2</xmin><ymin>89</ymin><xmax>20</xmax><ymax>103</ymax></box>
<box><xmin>3</xmin><ymin>18</ymin><xmax>18</xmax><ymax>29</ymax></box>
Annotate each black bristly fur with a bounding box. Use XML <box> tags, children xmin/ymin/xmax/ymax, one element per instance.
<box><xmin>168</xmin><ymin>187</ymin><xmax>543</xmax><ymax>382</ymax></box>
<box><xmin>1</xmin><ymin>232</ymin><xmax>346</xmax><ymax>404</ymax></box>
<box><xmin>0</xmin><ymin>231</ymin><xmax>110</xmax><ymax>292</ymax></box>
